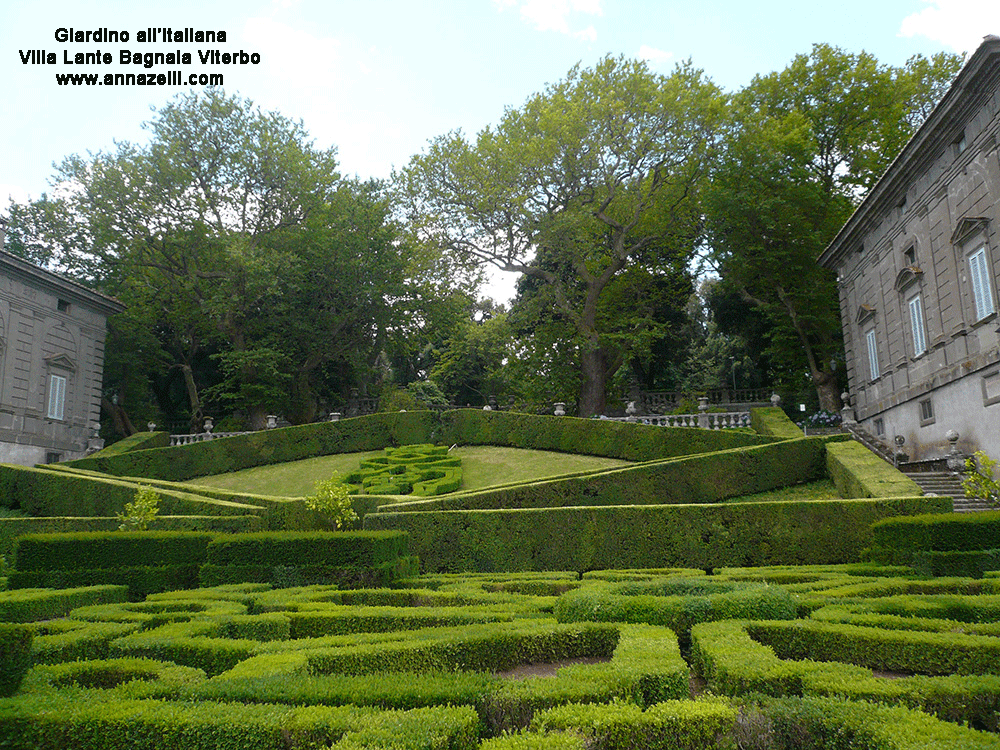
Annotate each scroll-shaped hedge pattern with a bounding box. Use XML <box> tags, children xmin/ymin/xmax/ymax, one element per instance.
<box><xmin>343</xmin><ymin>444</ymin><xmax>462</xmax><ymax>496</ymax></box>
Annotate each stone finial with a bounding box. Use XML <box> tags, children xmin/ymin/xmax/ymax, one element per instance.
<box><xmin>329</xmin><ymin>412</ymin><xmax>341</xmax><ymax>422</ymax></box>
<box><xmin>265</xmin><ymin>415</ymin><xmax>278</xmax><ymax>429</ymax></box>
<box><xmin>147</xmin><ymin>422</ymin><xmax>157</xmax><ymax>432</ymax></box>
<box><xmin>554</xmin><ymin>402</ymin><xmax>566</xmax><ymax>416</ymax></box>
<box><xmin>946</xmin><ymin>430</ymin><xmax>966</xmax><ymax>472</ymax></box>
<box><xmin>203</xmin><ymin>416</ymin><xmax>214</xmax><ymax>434</ymax></box>
<box><xmin>770</xmin><ymin>392</ymin><xmax>781</xmax><ymax>407</ymax></box>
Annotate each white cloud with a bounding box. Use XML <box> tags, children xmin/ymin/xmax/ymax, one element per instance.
<box><xmin>495</xmin><ymin>0</ymin><xmax>603</xmax><ymax>38</ymax></box>
<box><xmin>638</xmin><ymin>45</ymin><xmax>673</xmax><ymax>67</ymax></box>
<box><xmin>899</xmin><ymin>0</ymin><xmax>1000</xmax><ymax>54</ymax></box>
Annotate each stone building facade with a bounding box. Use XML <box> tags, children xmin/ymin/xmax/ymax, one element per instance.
<box><xmin>0</xmin><ymin>230</ymin><xmax>124</xmax><ymax>465</ymax></box>
<box><xmin>819</xmin><ymin>36</ymin><xmax>1000</xmax><ymax>463</ymax></box>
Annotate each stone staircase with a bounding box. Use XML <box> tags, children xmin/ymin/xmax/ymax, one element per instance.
<box><xmin>906</xmin><ymin>471</ymin><xmax>990</xmax><ymax>512</ymax></box>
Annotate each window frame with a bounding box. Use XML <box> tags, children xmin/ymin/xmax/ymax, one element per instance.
<box><xmin>968</xmin><ymin>245</ymin><xmax>996</xmax><ymax>321</ymax></box>
<box><xmin>908</xmin><ymin>293</ymin><xmax>927</xmax><ymax>356</ymax></box>
<box><xmin>865</xmin><ymin>328</ymin><xmax>880</xmax><ymax>381</ymax></box>
<box><xmin>46</xmin><ymin>373</ymin><xmax>67</xmax><ymax>421</ymax></box>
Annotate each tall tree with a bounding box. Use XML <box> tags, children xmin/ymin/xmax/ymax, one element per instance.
<box><xmin>705</xmin><ymin>45</ymin><xmax>962</xmax><ymax>411</ymax></box>
<box><xmin>5</xmin><ymin>90</ymin><xmax>424</xmax><ymax>433</ymax></box>
<box><xmin>398</xmin><ymin>56</ymin><xmax>724</xmax><ymax>415</ymax></box>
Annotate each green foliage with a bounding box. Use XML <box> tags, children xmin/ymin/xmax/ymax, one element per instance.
<box><xmin>749</xmin><ymin>407</ymin><xmax>803</xmax><ymax>440</ymax></box>
<box><xmin>866</xmin><ymin>511</ymin><xmax>1000</xmax><ymax>566</ymax></box>
<box><xmin>825</xmin><ymin>440</ymin><xmax>922</xmax><ymax>498</ymax></box>
<box><xmin>303</xmin><ymin>475</ymin><xmax>358</xmax><ymax>529</ymax></box>
<box><xmin>366</xmin><ymin>496</ymin><xmax>945</xmax><ymax>573</ymax></box>
<box><xmin>0</xmin><ymin>624</ymin><xmax>33</xmax><ymax>697</ymax></box>
<box><xmin>554</xmin><ymin>582</ymin><xmax>797</xmax><ymax>637</ymax></box>
<box><xmin>342</xmin><ymin>444</ymin><xmax>462</xmax><ymax>497</ymax></box>
<box><xmin>379</xmin><ymin>437</ymin><xmax>840</xmax><ymax>513</ymax></box>
<box><xmin>706</xmin><ymin>45</ymin><xmax>963</xmax><ymax>410</ymax></box>
<box><xmin>0</xmin><ymin>585</ymin><xmax>128</xmax><ymax>623</ymax></box>
<box><xmin>92</xmin><ymin>432</ymin><xmax>170</xmax><ymax>458</ymax></box>
<box><xmin>118</xmin><ymin>485</ymin><xmax>162</xmax><ymax>531</ymax></box>
<box><xmin>964</xmin><ymin>451</ymin><xmax>1000</xmax><ymax>507</ymax></box>
<box><xmin>399</xmin><ymin>55</ymin><xmax>725</xmax><ymax>415</ymax></box>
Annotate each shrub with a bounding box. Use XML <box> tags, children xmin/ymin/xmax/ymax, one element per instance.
<box><xmin>303</xmin><ymin>476</ymin><xmax>358</xmax><ymax>529</ymax></box>
<box><xmin>118</xmin><ymin>486</ymin><xmax>161</xmax><ymax>531</ymax></box>
<box><xmin>964</xmin><ymin>451</ymin><xmax>1000</xmax><ymax>507</ymax></box>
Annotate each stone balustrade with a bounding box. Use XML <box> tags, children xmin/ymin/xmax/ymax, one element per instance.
<box><xmin>605</xmin><ymin>412</ymin><xmax>750</xmax><ymax>429</ymax></box>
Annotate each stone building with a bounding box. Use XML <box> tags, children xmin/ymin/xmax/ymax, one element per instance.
<box><xmin>818</xmin><ymin>36</ymin><xmax>1000</xmax><ymax>463</ymax></box>
<box><xmin>0</xmin><ymin>220</ymin><xmax>124</xmax><ymax>465</ymax></box>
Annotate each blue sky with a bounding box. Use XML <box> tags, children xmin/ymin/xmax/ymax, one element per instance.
<box><xmin>2</xmin><ymin>0</ymin><xmax>998</xmax><ymax>298</ymax></box>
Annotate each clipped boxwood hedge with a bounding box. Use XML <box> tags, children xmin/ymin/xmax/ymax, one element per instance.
<box><xmin>0</xmin><ymin>585</ymin><xmax>128</xmax><ymax>623</ymax></box>
<box><xmin>0</xmin><ymin>464</ymin><xmax>266</xmax><ymax>519</ymax></box>
<box><xmin>204</xmin><ymin>531</ymin><xmax>409</xmax><ymax>568</ymax></box>
<box><xmin>89</xmin><ymin>432</ymin><xmax>171</xmax><ymax>458</ymax></box>
<box><xmin>866</xmin><ymin>511</ymin><xmax>1000</xmax><ymax>566</ymax></box>
<box><xmin>14</xmin><ymin>532</ymin><xmax>214</xmax><ymax>573</ymax></box>
<box><xmin>0</xmin><ymin>624</ymin><xmax>33</xmax><ymax>697</ymax></box>
<box><xmin>749</xmin><ymin>407</ymin><xmax>803</xmax><ymax>440</ymax></box>
<box><xmin>380</xmin><ymin>437</ymin><xmax>834</xmax><ymax>513</ymax></box>
<box><xmin>826</xmin><ymin>440</ymin><xmax>923</xmax><ymax>498</ymax></box>
<box><xmin>365</xmin><ymin>497</ymin><xmax>947</xmax><ymax>573</ymax></box>
<box><xmin>60</xmin><ymin>410</ymin><xmax>776</xmax><ymax>483</ymax></box>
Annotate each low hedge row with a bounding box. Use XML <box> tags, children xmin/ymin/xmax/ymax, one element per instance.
<box><xmin>204</xmin><ymin>531</ymin><xmax>408</xmax><ymax>567</ymax></box>
<box><xmin>8</xmin><ymin>532</ymin><xmax>415</xmax><ymax>594</ymax></box>
<box><xmin>0</xmin><ymin>624</ymin><xmax>32</xmax><ymax>697</ymax></box>
<box><xmin>759</xmin><ymin>694</ymin><xmax>1000</xmax><ymax>750</ymax></box>
<box><xmin>748</xmin><ymin>618</ymin><xmax>1000</xmax><ymax>676</ymax></box>
<box><xmin>365</xmin><ymin>497</ymin><xmax>948</xmax><ymax>573</ymax></box>
<box><xmin>20</xmin><ymin>657</ymin><xmax>205</xmax><ymax>698</ymax></box>
<box><xmin>61</xmin><ymin>410</ymin><xmax>775</xmax><ymax>482</ymax></box>
<box><xmin>30</xmin><ymin>620</ymin><xmax>141</xmax><ymax>665</ymax></box>
<box><xmin>749</xmin><ymin>407</ymin><xmax>804</xmax><ymax>440</ymax></box>
<box><xmin>527</xmin><ymin>697</ymin><xmax>737</xmax><ymax>750</ymax></box>
<box><xmin>690</xmin><ymin>618</ymin><xmax>1000</xmax><ymax>732</ymax></box>
<box><xmin>379</xmin><ymin>437</ymin><xmax>833</xmax><ymax>513</ymax></box>
<box><xmin>866</xmin><ymin>511</ymin><xmax>1000</xmax><ymax>566</ymax></box>
<box><xmin>0</xmin><ymin>464</ymin><xmax>266</xmax><ymax>519</ymax></box>
<box><xmin>0</xmin><ymin>585</ymin><xmax>128</xmax><ymax>623</ymax></box>
<box><xmin>198</xmin><ymin>558</ymin><xmax>420</xmax><ymax>590</ymax></box>
<box><xmin>0</xmin><ymin>516</ymin><xmax>264</xmax><ymax>561</ymax></box>
<box><xmin>826</xmin><ymin>440</ymin><xmax>923</xmax><ymax>498</ymax></box>
<box><xmin>913</xmin><ymin>549</ymin><xmax>1000</xmax><ymax>579</ymax></box>
<box><xmin>436</xmin><ymin>410</ymin><xmax>775</xmax><ymax>461</ymax></box>
<box><xmin>14</xmin><ymin>532</ymin><xmax>214</xmax><ymax>572</ymax></box>
<box><xmin>0</xmin><ymin>693</ymin><xmax>482</xmax><ymax>750</ymax></box>
<box><xmin>553</xmin><ymin>582</ymin><xmax>797</xmax><ymax>636</ymax></box>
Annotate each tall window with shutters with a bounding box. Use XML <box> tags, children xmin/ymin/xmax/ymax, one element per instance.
<box><xmin>866</xmin><ymin>328</ymin><xmax>880</xmax><ymax>381</ymax></box>
<box><xmin>47</xmin><ymin>374</ymin><xmax>66</xmax><ymax>420</ymax></box>
<box><xmin>969</xmin><ymin>245</ymin><xmax>996</xmax><ymax>321</ymax></box>
<box><xmin>908</xmin><ymin>294</ymin><xmax>927</xmax><ymax>356</ymax></box>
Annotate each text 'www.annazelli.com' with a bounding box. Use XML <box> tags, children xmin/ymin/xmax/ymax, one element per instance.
<box><xmin>56</xmin><ymin>71</ymin><xmax>224</xmax><ymax>86</ymax></box>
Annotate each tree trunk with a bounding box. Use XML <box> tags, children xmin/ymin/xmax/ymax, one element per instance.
<box><xmin>247</xmin><ymin>405</ymin><xmax>268</xmax><ymax>431</ymax></box>
<box><xmin>812</xmin><ymin>368</ymin><xmax>841</xmax><ymax>413</ymax></box>
<box><xmin>179</xmin><ymin>364</ymin><xmax>203</xmax><ymax>433</ymax></box>
<box><xmin>579</xmin><ymin>347</ymin><xmax>609</xmax><ymax>417</ymax></box>
<box><xmin>101</xmin><ymin>395</ymin><xmax>137</xmax><ymax>438</ymax></box>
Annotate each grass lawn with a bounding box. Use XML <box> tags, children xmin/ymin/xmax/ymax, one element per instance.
<box><xmin>188</xmin><ymin>446</ymin><xmax>634</xmax><ymax>497</ymax></box>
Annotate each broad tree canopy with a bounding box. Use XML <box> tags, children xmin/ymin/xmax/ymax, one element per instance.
<box><xmin>397</xmin><ymin>56</ymin><xmax>724</xmax><ymax>415</ymax></box>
